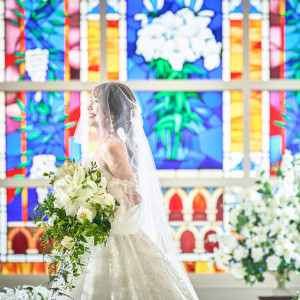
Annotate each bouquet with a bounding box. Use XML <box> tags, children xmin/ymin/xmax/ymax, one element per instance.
<box><xmin>30</xmin><ymin>161</ymin><xmax>115</xmax><ymax>294</ymax></box>
<box><xmin>213</xmin><ymin>150</ymin><xmax>300</xmax><ymax>284</ymax></box>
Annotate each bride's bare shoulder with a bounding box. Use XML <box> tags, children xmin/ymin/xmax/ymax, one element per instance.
<box><xmin>101</xmin><ymin>138</ymin><xmax>134</xmax><ymax>180</ymax></box>
<box><xmin>101</xmin><ymin>138</ymin><xmax>128</xmax><ymax>161</ymax></box>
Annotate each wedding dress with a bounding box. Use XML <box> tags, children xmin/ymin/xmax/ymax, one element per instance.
<box><xmin>64</xmin><ymin>81</ymin><xmax>199</xmax><ymax>299</ymax></box>
<box><xmin>56</xmin><ymin>168</ymin><xmax>196</xmax><ymax>300</ymax></box>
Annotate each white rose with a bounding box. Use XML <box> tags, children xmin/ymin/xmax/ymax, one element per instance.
<box><xmin>104</xmin><ymin>193</ymin><xmax>115</xmax><ymax>206</ymax></box>
<box><xmin>231</xmin><ymin>263</ymin><xmax>246</xmax><ymax>279</ymax></box>
<box><xmin>76</xmin><ymin>206</ymin><xmax>95</xmax><ymax>224</ymax></box>
<box><xmin>90</xmin><ymin>193</ymin><xmax>106</xmax><ymax>205</ymax></box>
<box><xmin>61</xmin><ymin>236</ymin><xmax>75</xmax><ymax>249</ymax></box>
<box><xmin>266</xmin><ymin>255</ymin><xmax>281</xmax><ymax>271</ymax></box>
<box><xmin>233</xmin><ymin>246</ymin><xmax>248</xmax><ymax>261</ymax></box>
<box><xmin>48</xmin><ymin>214</ymin><xmax>56</xmax><ymax>227</ymax></box>
<box><xmin>73</xmin><ymin>166</ymin><xmax>86</xmax><ymax>185</ymax></box>
<box><xmin>251</xmin><ymin>247</ymin><xmax>264</xmax><ymax>262</ymax></box>
<box><xmin>224</xmin><ymin>235</ymin><xmax>239</xmax><ymax>252</ymax></box>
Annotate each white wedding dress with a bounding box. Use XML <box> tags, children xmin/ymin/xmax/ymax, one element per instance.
<box><xmin>55</xmin><ymin>168</ymin><xmax>196</xmax><ymax>300</ymax></box>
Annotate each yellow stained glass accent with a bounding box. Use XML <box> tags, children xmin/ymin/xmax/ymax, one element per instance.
<box><xmin>249</xmin><ymin>19</ymin><xmax>262</xmax><ymax>80</ymax></box>
<box><xmin>88</xmin><ymin>20</ymin><xmax>101</xmax><ymax>81</ymax></box>
<box><xmin>250</xmin><ymin>91</ymin><xmax>262</xmax><ymax>151</ymax></box>
<box><xmin>230</xmin><ymin>20</ymin><xmax>243</xmax><ymax>80</ymax></box>
<box><xmin>1</xmin><ymin>262</ymin><xmax>48</xmax><ymax>274</ymax></box>
<box><xmin>194</xmin><ymin>261</ymin><xmax>215</xmax><ymax>274</ymax></box>
<box><xmin>231</xmin><ymin>91</ymin><xmax>243</xmax><ymax>152</ymax></box>
<box><xmin>107</xmin><ymin>20</ymin><xmax>119</xmax><ymax>80</ymax></box>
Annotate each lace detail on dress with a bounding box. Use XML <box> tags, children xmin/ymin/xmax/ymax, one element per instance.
<box><xmin>80</xmin><ymin>231</ymin><xmax>195</xmax><ymax>300</ymax></box>
<box><xmin>54</xmin><ymin>168</ymin><xmax>198</xmax><ymax>300</ymax></box>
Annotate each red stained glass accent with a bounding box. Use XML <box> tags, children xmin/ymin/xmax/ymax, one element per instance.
<box><xmin>181</xmin><ymin>230</ymin><xmax>195</xmax><ymax>253</ymax></box>
<box><xmin>216</xmin><ymin>194</ymin><xmax>223</xmax><ymax>221</ymax></box>
<box><xmin>169</xmin><ymin>193</ymin><xmax>183</xmax><ymax>221</ymax></box>
<box><xmin>12</xmin><ymin>232</ymin><xmax>28</xmax><ymax>254</ymax></box>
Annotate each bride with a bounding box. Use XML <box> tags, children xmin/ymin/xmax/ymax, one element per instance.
<box><xmin>55</xmin><ymin>81</ymin><xmax>198</xmax><ymax>299</ymax></box>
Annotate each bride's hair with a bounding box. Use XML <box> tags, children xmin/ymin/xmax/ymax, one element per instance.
<box><xmin>91</xmin><ymin>81</ymin><xmax>137</xmax><ymax>134</ymax></box>
<box><xmin>91</xmin><ymin>81</ymin><xmax>140</xmax><ymax>172</ymax></box>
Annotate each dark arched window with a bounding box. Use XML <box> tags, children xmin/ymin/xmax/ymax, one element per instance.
<box><xmin>12</xmin><ymin>232</ymin><xmax>28</xmax><ymax>254</ymax></box>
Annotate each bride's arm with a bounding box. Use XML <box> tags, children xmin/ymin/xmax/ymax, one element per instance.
<box><xmin>102</xmin><ymin>138</ymin><xmax>134</xmax><ymax>180</ymax></box>
<box><xmin>102</xmin><ymin>139</ymin><xmax>141</xmax><ymax>207</ymax></box>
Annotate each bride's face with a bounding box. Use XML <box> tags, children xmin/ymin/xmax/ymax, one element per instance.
<box><xmin>87</xmin><ymin>96</ymin><xmax>100</xmax><ymax>127</ymax></box>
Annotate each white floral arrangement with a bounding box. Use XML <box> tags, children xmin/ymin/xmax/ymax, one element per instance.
<box><xmin>136</xmin><ymin>7</ymin><xmax>221</xmax><ymax>72</ymax></box>
<box><xmin>213</xmin><ymin>150</ymin><xmax>300</xmax><ymax>284</ymax></box>
<box><xmin>30</xmin><ymin>161</ymin><xmax>115</xmax><ymax>296</ymax></box>
<box><xmin>0</xmin><ymin>285</ymin><xmax>51</xmax><ymax>300</ymax></box>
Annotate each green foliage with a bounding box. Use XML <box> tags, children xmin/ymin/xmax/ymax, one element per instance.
<box><xmin>29</xmin><ymin>161</ymin><xmax>115</xmax><ymax>296</ymax></box>
<box><xmin>151</xmin><ymin>89</ymin><xmax>204</xmax><ymax>160</ymax></box>
<box><xmin>148</xmin><ymin>58</ymin><xmax>206</xmax><ymax>160</ymax></box>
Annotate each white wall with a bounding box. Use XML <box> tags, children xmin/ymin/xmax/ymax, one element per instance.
<box><xmin>1</xmin><ymin>273</ymin><xmax>299</xmax><ymax>300</ymax></box>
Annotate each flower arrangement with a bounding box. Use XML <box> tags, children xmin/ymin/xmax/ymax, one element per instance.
<box><xmin>30</xmin><ymin>161</ymin><xmax>115</xmax><ymax>295</ymax></box>
<box><xmin>293</xmin><ymin>291</ymin><xmax>300</xmax><ymax>300</ymax></box>
<box><xmin>136</xmin><ymin>7</ymin><xmax>221</xmax><ymax>72</ymax></box>
<box><xmin>213</xmin><ymin>150</ymin><xmax>300</xmax><ymax>284</ymax></box>
<box><xmin>0</xmin><ymin>285</ymin><xmax>51</xmax><ymax>300</ymax></box>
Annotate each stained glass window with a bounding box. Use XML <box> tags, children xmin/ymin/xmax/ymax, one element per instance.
<box><xmin>5</xmin><ymin>0</ymin><xmax>80</xmax><ymax>82</ymax></box>
<box><xmin>136</xmin><ymin>91</ymin><xmax>223</xmax><ymax>169</ymax></box>
<box><xmin>127</xmin><ymin>0</ymin><xmax>223</xmax><ymax>80</ymax></box>
<box><xmin>1</xmin><ymin>0</ymin><xmax>300</xmax><ymax>277</ymax></box>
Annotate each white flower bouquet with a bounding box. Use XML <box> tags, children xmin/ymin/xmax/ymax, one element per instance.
<box><xmin>30</xmin><ymin>161</ymin><xmax>115</xmax><ymax>295</ymax></box>
<box><xmin>0</xmin><ymin>285</ymin><xmax>51</xmax><ymax>300</ymax></box>
<box><xmin>214</xmin><ymin>150</ymin><xmax>300</xmax><ymax>284</ymax></box>
<box><xmin>136</xmin><ymin>8</ymin><xmax>221</xmax><ymax>72</ymax></box>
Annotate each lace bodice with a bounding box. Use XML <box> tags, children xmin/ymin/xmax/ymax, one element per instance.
<box><xmin>100</xmin><ymin>168</ymin><xmax>142</xmax><ymax>235</ymax></box>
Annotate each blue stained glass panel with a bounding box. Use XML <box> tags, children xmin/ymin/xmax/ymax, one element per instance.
<box><xmin>136</xmin><ymin>91</ymin><xmax>223</xmax><ymax>169</ymax></box>
<box><xmin>285</xmin><ymin>91</ymin><xmax>300</xmax><ymax>154</ymax></box>
<box><xmin>284</xmin><ymin>0</ymin><xmax>300</xmax><ymax>80</ymax></box>
<box><xmin>127</xmin><ymin>0</ymin><xmax>222</xmax><ymax>80</ymax></box>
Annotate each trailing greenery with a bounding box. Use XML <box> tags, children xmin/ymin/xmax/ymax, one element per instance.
<box><xmin>29</xmin><ymin>161</ymin><xmax>115</xmax><ymax>297</ymax></box>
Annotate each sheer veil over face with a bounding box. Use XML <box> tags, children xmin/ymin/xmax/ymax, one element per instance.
<box><xmin>74</xmin><ymin>81</ymin><xmax>198</xmax><ymax>299</ymax></box>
